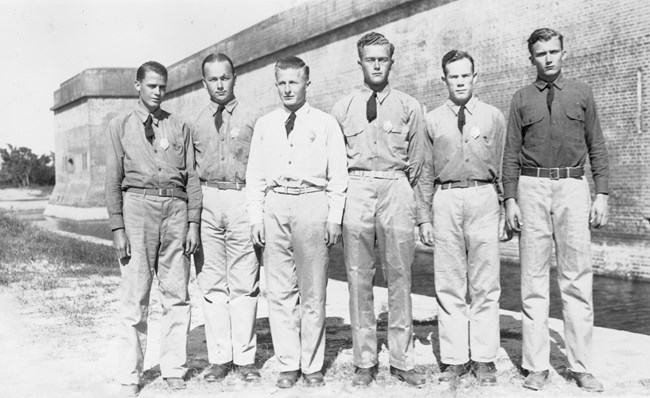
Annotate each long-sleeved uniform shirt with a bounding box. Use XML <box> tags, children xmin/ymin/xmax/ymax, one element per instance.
<box><xmin>330</xmin><ymin>85</ymin><xmax>429</xmax><ymax>186</ymax></box>
<box><xmin>503</xmin><ymin>74</ymin><xmax>609</xmax><ymax>199</ymax></box>
<box><xmin>191</xmin><ymin>98</ymin><xmax>258</xmax><ymax>183</ymax></box>
<box><xmin>245</xmin><ymin>102</ymin><xmax>348</xmax><ymax>225</ymax></box>
<box><xmin>415</xmin><ymin>96</ymin><xmax>506</xmax><ymax>225</ymax></box>
<box><xmin>105</xmin><ymin>101</ymin><xmax>202</xmax><ymax>231</ymax></box>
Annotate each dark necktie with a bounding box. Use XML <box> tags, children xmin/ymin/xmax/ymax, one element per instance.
<box><xmin>285</xmin><ymin>112</ymin><xmax>296</xmax><ymax>136</ymax></box>
<box><xmin>457</xmin><ymin>105</ymin><xmax>466</xmax><ymax>133</ymax></box>
<box><xmin>214</xmin><ymin>104</ymin><xmax>225</xmax><ymax>131</ymax></box>
<box><xmin>366</xmin><ymin>91</ymin><xmax>377</xmax><ymax>123</ymax></box>
<box><xmin>546</xmin><ymin>82</ymin><xmax>554</xmax><ymax>114</ymax></box>
<box><xmin>144</xmin><ymin>114</ymin><xmax>154</xmax><ymax>141</ymax></box>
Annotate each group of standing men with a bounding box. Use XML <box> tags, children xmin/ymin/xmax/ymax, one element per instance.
<box><xmin>105</xmin><ymin>27</ymin><xmax>609</xmax><ymax>397</ymax></box>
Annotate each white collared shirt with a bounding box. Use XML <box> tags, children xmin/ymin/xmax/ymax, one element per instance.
<box><xmin>246</xmin><ymin>102</ymin><xmax>348</xmax><ymax>225</ymax></box>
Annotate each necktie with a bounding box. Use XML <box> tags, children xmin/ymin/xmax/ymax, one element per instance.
<box><xmin>546</xmin><ymin>83</ymin><xmax>554</xmax><ymax>114</ymax></box>
<box><xmin>285</xmin><ymin>112</ymin><xmax>296</xmax><ymax>136</ymax></box>
<box><xmin>214</xmin><ymin>104</ymin><xmax>225</xmax><ymax>131</ymax></box>
<box><xmin>144</xmin><ymin>114</ymin><xmax>154</xmax><ymax>141</ymax></box>
<box><xmin>366</xmin><ymin>91</ymin><xmax>377</xmax><ymax>123</ymax></box>
<box><xmin>457</xmin><ymin>105</ymin><xmax>466</xmax><ymax>133</ymax></box>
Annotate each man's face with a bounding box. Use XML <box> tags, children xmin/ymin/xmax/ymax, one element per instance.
<box><xmin>358</xmin><ymin>44</ymin><xmax>393</xmax><ymax>88</ymax></box>
<box><xmin>529</xmin><ymin>37</ymin><xmax>565</xmax><ymax>81</ymax></box>
<box><xmin>275</xmin><ymin>67</ymin><xmax>309</xmax><ymax>112</ymax></box>
<box><xmin>202</xmin><ymin>60</ymin><xmax>236</xmax><ymax>105</ymax></box>
<box><xmin>442</xmin><ymin>58</ymin><xmax>476</xmax><ymax>106</ymax></box>
<box><xmin>135</xmin><ymin>71</ymin><xmax>166</xmax><ymax>112</ymax></box>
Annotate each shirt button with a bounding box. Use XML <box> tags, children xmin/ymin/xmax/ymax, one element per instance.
<box><xmin>221</xmin><ymin>157</ymin><xmax>225</xmax><ymax>161</ymax></box>
<box><xmin>465</xmin><ymin>159</ymin><xmax>469</xmax><ymax>163</ymax></box>
<box><xmin>466</xmin><ymin>177</ymin><xmax>470</xmax><ymax>181</ymax></box>
<box><xmin>290</xmin><ymin>143</ymin><xmax>294</xmax><ymax>147</ymax></box>
<box><xmin>288</xmin><ymin>160</ymin><xmax>292</xmax><ymax>164</ymax></box>
<box><xmin>374</xmin><ymin>141</ymin><xmax>377</xmax><ymax>144</ymax></box>
<box><xmin>158</xmin><ymin>168</ymin><xmax>162</xmax><ymax>171</ymax></box>
<box><xmin>220</xmin><ymin>137</ymin><xmax>224</xmax><ymax>141</ymax></box>
<box><xmin>465</xmin><ymin>139</ymin><xmax>468</xmax><ymax>143</ymax></box>
<box><xmin>154</xmin><ymin>149</ymin><xmax>158</xmax><ymax>153</ymax></box>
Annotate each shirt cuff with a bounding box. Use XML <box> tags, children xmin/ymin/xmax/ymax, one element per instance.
<box><xmin>503</xmin><ymin>183</ymin><xmax>518</xmax><ymax>200</ymax></box>
<box><xmin>593</xmin><ymin>178</ymin><xmax>609</xmax><ymax>195</ymax></box>
<box><xmin>109</xmin><ymin>214</ymin><xmax>125</xmax><ymax>231</ymax></box>
<box><xmin>327</xmin><ymin>208</ymin><xmax>343</xmax><ymax>225</ymax></box>
<box><xmin>187</xmin><ymin>208</ymin><xmax>201</xmax><ymax>224</ymax></box>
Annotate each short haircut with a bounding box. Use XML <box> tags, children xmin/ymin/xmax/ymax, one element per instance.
<box><xmin>274</xmin><ymin>56</ymin><xmax>310</xmax><ymax>81</ymax></box>
<box><xmin>527</xmin><ymin>28</ymin><xmax>564</xmax><ymax>54</ymax></box>
<box><xmin>357</xmin><ymin>31</ymin><xmax>395</xmax><ymax>59</ymax></box>
<box><xmin>136</xmin><ymin>61</ymin><xmax>167</xmax><ymax>81</ymax></box>
<box><xmin>201</xmin><ymin>53</ymin><xmax>235</xmax><ymax>77</ymax></box>
<box><xmin>442</xmin><ymin>50</ymin><xmax>475</xmax><ymax>75</ymax></box>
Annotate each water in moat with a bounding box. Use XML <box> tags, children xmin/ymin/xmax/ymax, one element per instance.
<box><xmin>28</xmin><ymin>213</ymin><xmax>650</xmax><ymax>335</ymax></box>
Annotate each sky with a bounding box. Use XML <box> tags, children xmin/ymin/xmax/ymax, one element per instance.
<box><xmin>0</xmin><ymin>0</ymin><xmax>308</xmax><ymax>155</ymax></box>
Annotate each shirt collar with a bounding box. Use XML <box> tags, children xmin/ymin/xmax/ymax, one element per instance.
<box><xmin>210</xmin><ymin>97</ymin><xmax>238</xmax><ymax>116</ymax></box>
<box><xmin>281</xmin><ymin>101</ymin><xmax>311</xmax><ymax>118</ymax></box>
<box><xmin>534</xmin><ymin>73</ymin><xmax>566</xmax><ymax>91</ymax></box>
<box><xmin>135</xmin><ymin>101</ymin><xmax>162</xmax><ymax>126</ymax></box>
<box><xmin>361</xmin><ymin>83</ymin><xmax>391</xmax><ymax>104</ymax></box>
<box><xmin>446</xmin><ymin>95</ymin><xmax>478</xmax><ymax>116</ymax></box>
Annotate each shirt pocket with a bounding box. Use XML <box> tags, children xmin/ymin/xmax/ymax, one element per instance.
<box><xmin>230</xmin><ymin>124</ymin><xmax>253</xmax><ymax>164</ymax></box>
<box><xmin>521</xmin><ymin>112</ymin><xmax>545</xmax><ymax>148</ymax></box>
<box><xmin>565</xmin><ymin>107</ymin><xmax>586</xmax><ymax>143</ymax></box>
<box><xmin>167</xmin><ymin>140</ymin><xmax>186</xmax><ymax>169</ymax></box>
<box><xmin>343</xmin><ymin>121</ymin><xmax>364</xmax><ymax>157</ymax></box>
<box><xmin>387</xmin><ymin>120</ymin><xmax>409</xmax><ymax>154</ymax></box>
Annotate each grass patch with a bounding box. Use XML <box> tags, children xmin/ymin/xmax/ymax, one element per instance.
<box><xmin>0</xmin><ymin>209</ymin><xmax>119</xmax><ymax>327</ymax></box>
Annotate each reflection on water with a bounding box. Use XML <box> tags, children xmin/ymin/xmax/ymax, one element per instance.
<box><xmin>19</xmin><ymin>213</ymin><xmax>650</xmax><ymax>335</ymax></box>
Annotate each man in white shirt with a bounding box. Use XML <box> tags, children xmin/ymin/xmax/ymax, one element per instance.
<box><xmin>246</xmin><ymin>56</ymin><xmax>348</xmax><ymax>389</ymax></box>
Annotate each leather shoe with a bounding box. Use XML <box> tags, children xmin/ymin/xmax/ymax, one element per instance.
<box><xmin>438</xmin><ymin>362</ymin><xmax>470</xmax><ymax>382</ymax></box>
<box><xmin>204</xmin><ymin>362</ymin><xmax>232</xmax><ymax>382</ymax></box>
<box><xmin>119</xmin><ymin>384</ymin><xmax>140</xmax><ymax>397</ymax></box>
<box><xmin>303</xmin><ymin>371</ymin><xmax>325</xmax><ymax>387</ymax></box>
<box><xmin>235</xmin><ymin>364</ymin><xmax>261</xmax><ymax>382</ymax></box>
<box><xmin>276</xmin><ymin>370</ymin><xmax>301</xmax><ymax>389</ymax></box>
<box><xmin>352</xmin><ymin>365</ymin><xmax>377</xmax><ymax>387</ymax></box>
<box><xmin>568</xmin><ymin>370</ymin><xmax>604</xmax><ymax>392</ymax></box>
<box><xmin>471</xmin><ymin>361</ymin><xmax>497</xmax><ymax>386</ymax></box>
<box><xmin>523</xmin><ymin>369</ymin><xmax>549</xmax><ymax>391</ymax></box>
<box><xmin>390</xmin><ymin>366</ymin><xmax>426</xmax><ymax>387</ymax></box>
<box><xmin>164</xmin><ymin>377</ymin><xmax>186</xmax><ymax>390</ymax></box>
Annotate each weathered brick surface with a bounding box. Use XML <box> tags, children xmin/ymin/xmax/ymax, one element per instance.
<box><xmin>51</xmin><ymin>0</ymin><xmax>650</xmax><ymax>277</ymax></box>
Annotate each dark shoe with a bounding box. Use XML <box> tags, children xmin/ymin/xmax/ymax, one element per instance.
<box><xmin>568</xmin><ymin>370</ymin><xmax>604</xmax><ymax>392</ymax></box>
<box><xmin>164</xmin><ymin>377</ymin><xmax>186</xmax><ymax>390</ymax></box>
<box><xmin>351</xmin><ymin>365</ymin><xmax>377</xmax><ymax>387</ymax></box>
<box><xmin>204</xmin><ymin>362</ymin><xmax>232</xmax><ymax>382</ymax></box>
<box><xmin>390</xmin><ymin>366</ymin><xmax>426</xmax><ymax>387</ymax></box>
<box><xmin>438</xmin><ymin>362</ymin><xmax>470</xmax><ymax>382</ymax></box>
<box><xmin>523</xmin><ymin>370</ymin><xmax>549</xmax><ymax>391</ymax></box>
<box><xmin>304</xmin><ymin>371</ymin><xmax>325</xmax><ymax>387</ymax></box>
<box><xmin>471</xmin><ymin>361</ymin><xmax>497</xmax><ymax>386</ymax></box>
<box><xmin>235</xmin><ymin>364</ymin><xmax>261</xmax><ymax>383</ymax></box>
<box><xmin>119</xmin><ymin>384</ymin><xmax>140</xmax><ymax>397</ymax></box>
<box><xmin>276</xmin><ymin>370</ymin><xmax>301</xmax><ymax>389</ymax></box>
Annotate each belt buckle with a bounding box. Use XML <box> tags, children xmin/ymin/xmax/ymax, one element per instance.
<box><xmin>158</xmin><ymin>188</ymin><xmax>173</xmax><ymax>197</ymax></box>
<box><xmin>235</xmin><ymin>182</ymin><xmax>240</xmax><ymax>190</ymax></box>
<box><xmin>549</xmin><ymin>168</ymin><xmax>560</xmax><ymax>180</ymax></box>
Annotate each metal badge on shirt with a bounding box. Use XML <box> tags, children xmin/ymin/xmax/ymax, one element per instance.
<box><xmin>383</xmin><ymin>120</ymin><xmax>393</xmax><ymax>132</ymax></box>
<box><xmin>471</xmin><ymin>126</ymin><xmax>481</xmax><ymax>139</ymax></box>
<box><xmin>159</xmin><ymin>137</ymin><xmax>170</xmax><ymax>150</ymax></box>
<box><xmin>230</xmin><ymin>127</ymin><xmax>240</xmax><ymax>138</ymax></box>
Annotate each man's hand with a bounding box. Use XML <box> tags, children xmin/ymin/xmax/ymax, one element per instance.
<box><xmin>505</xmin><ymin>198</ymin><xmax>522</xmax><ymax>232</ymax></box>
<box><xmin>419</xmin><ymin>222</ymin><xmax>434</xmax><ymax>246</ymax></box>
<box><xmin>325</xmin><ymin>222</ymin><xmax>342</xmax><ymax>247</ymax></box>
<box><xmin>251</xmin><ymin>223</ymin><xmax>265</xmax><ymax>247</ymax></box>
<box><xmin>112</xmin><ymin>228</ymin><xmax>131</xmax><ymax>260</ymax></box>
<box><xmin>590</xmin><ymin>193</ymin><xmax>609</xmax><ymax>229</ymax></box>
<box><xmin>499</xmin><ymin>211</ymin><xmax>514</xmax><ymax>242</ymax></box>
<box><xmin>184</xmin><ymin>222</ymin><xmax>200</xmax><ymax>254</ymax></box>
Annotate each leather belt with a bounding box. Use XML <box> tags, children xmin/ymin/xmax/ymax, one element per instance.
<box><xmin>349</xmin><ymin>170</ymin><xmax>405</xmax><ymax>179</ymax></box>
<box><xmin>126</xmin><ymin>187</ymin><xmax>188</xmax><ymax>200</ymax></box>
<box><xmin>520</xmin><ymin>166</ymin><xmax>584</xmax><ymax>180</ymax></box>
<box><xmin>202</xmin><ymin>181</ymin><xmax>246</xmax><ymax>190</ymax></box>
<box><xmin>436</xmin><ymin>180</ymin><xmax>492</xmax><ymax>190</ymax></box>
<box><xmin>272</xmin><ymin>186</ymin><xmax>324</xmax><ymax>195</ymax></box>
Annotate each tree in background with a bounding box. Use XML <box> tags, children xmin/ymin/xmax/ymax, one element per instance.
<box><xmin>0</xmin><ymin>144</ymin><xmax>55</xmax><ymax>187</ymax></box>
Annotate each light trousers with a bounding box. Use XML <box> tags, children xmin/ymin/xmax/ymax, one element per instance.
<box><xmin>195</xmin><ymin>187</ymin><xmax>259</xmax><ymax>366</ymax></box>
<box><xmin>433</xmin><ymin>184</ymin><xmax>501</xmax><ymax>365</ymax></box>
<box><xmin>263</xmin><ymin>190</ymin><xmax>329</xmax><ymax>374</ymax></box>
<box><xmin>343</xmin><ymin>175</ymin><xmax>415</xmax><ymax>370</ymax></box>
<box><xmin>118</xmin><ymin>192</ymin><xmax>191</xmax><ymax>385</ymax></box>
<box><xmin>518</xmin><ymin>175</ymin><xmax>594</xmax><ymax>373</ymax></box>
